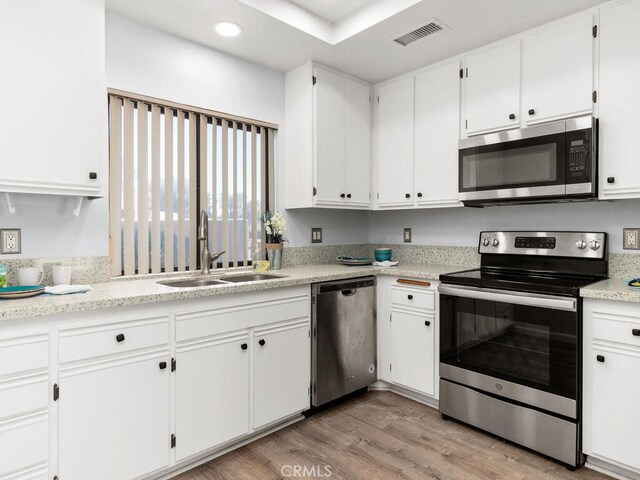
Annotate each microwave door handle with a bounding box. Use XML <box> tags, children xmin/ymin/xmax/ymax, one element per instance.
<box><xmin>438</xmin><ymin>285</ymin><xmax>577</xmax><ymax>312</ymax></box>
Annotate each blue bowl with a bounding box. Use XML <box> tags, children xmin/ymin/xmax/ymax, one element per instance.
<box><xmin>374</xmin><ymin>248</ymin><xmax>392</xmax><ymax>262</ymax></box>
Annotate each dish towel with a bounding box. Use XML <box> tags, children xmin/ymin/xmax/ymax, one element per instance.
<box><xmin>44</xmin><ymin>285</ymin><xmax>92</xmax><ymax>295</ymax></box>
<box><xmin>373</xmin><ymin>261</ymin><xmax>399</xmax><ymax>267</ymax></box>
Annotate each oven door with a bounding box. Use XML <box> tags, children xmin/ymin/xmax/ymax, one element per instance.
<box><xmin>459</xmin><ymin>124</ymin><xmax>566</xmax><ymax>203</ymax></box>
<box><xmin>439</xmin><ymin>284</ymin><xmax>579</xmax><ymax>419</ymax></box>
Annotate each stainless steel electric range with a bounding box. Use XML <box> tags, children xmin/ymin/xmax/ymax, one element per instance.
<box><xmin>438</xmin><ymin>231</ymin><xmax>608</xmax><ymax>467</ymax></box>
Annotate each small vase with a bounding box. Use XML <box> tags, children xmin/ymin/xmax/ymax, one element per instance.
<box><xmin>266</xmin><ymin>243</ymin><xmax>283</xmax><ymax>270</ymax></box>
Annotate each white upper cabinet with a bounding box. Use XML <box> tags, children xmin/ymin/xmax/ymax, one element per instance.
<box><xmin>599</xmin><ymin>0</ymin><xmax>640</xmax><ymax>199</ymax></box>
<box><xmin>414</xmin><ymin>61</ymin><xmax>461</xmax><ymax>208</ymax></box>
<box><xmin>464</xmin><ymin>41</ymin><xmax>521</xmax><ymax>136</ymax></box>
<box><xmin>521</xmin><ymin>14</ymin><xmax>594</xmax><ymax>125</ymax></box>
<box><xmin>375</xmin><ymin>77</ymin><xmax>415</xmax><ymax>208</ymax></box>
<box><xmin>0</xmin><ymin>0</ymin><xmax>106</xmax><ymax>197</ymax></box>
<box><xmin>285</xmin><ymin>62</ymin><xmax>371</xmax><ymax>209</ymax></box>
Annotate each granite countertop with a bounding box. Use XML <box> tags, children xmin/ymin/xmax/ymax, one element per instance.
<box><xmin>0</xmin><ymin>263</ymin><xmax>468</xmax><ymax>322</ymax></box>
<box><xmin>580</xmin><ymin>278</ymin><xmax>640</xmax><ymax>304</ymax></box>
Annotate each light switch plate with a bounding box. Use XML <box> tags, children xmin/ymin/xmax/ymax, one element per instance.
<box><xmin>1</xmin><ymin>228</ymin><xmax>21</xmax><ymax>254</ymax></box>
<box><xmin>311</xmin><ymin>228</ymin><xmax>323</xmax><ymax>244</ymax></box>
<box><xmin>403</xmin><ymin>228</ymin><xmax>412</xmax><ymax>243</ymax></box>
<box><xmin>624</xmin><ymin>228</ymin><xmax>640</xmax><ymax>250</ymax></box>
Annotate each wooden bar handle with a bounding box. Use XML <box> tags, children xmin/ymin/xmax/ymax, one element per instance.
<box><xmin>396</xmin><ymin>278</ymin><xmax>431</xmax><ymax>287</ymax></box>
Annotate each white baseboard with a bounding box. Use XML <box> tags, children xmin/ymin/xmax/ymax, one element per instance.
<box><xmin>368</xmin><ymin>381</ymin><xmax>439</xmax><ymax>410</ymax></box>
<box><xmin>586</xmin><ymin>456</ymin><xmax>640</xmax><ymax>480</ymax></box>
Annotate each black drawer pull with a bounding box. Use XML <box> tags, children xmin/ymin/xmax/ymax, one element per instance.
<box><xmin>241</xmin><ymin>343</ymin><xmax>248</xmax><ymax>350</ymax></box>
<box><xmin>596</xmin><ymin>355</ymin><xmax>605</xmax><ymax>363</ymax></box>
<box><xmin>633</xmin><ymin>329</ymin><xmax>640</xmax><ymax>336</ymax></box>
<box><xmin>405</xmin><ymin>193</ymin><xmax>411</xmax><ymax>199</ymax></box>
<box><xmin>528</xmin><ymin>109</ymin><xmax>535</xmax><ymax>115</ymax></box>
<box><xmin>607</xmin><ymin>177</ymin><xmax>615</xmax><ymax>184</ymax></box>
<box><xmin>89</xmin><ymin>172</ymin><xmax>98</xmax><ymax>179</ymax></box>
<box><xmin>116</xmin><ymin>333</ymin><xmax>125</xmax><ymax>343</ymax></box>
<box><xmin>425</xmin><ymin>320</ymin><xmax>431</xmax><ymax>326</ymax></box>
<box><xmin>258</xmin><ymin>339</ymin><xmax>266</xmax><ymax>347</ymax></box>
<box><xmin>407</xmin><ymin>295</ymin><xmax>413</xmax><ymax>300</ymax></box>
<box><xmin>159</xmin><ymin>361</ymin><xmax>167</xmax><ymax>370</ymax></box>
<box><xmin>340</xmin><ymin>193</ymin><xmax>346</xmax><ymax>198</ymax></box>
<box><xmin>347</xmin><ymin>194</ymin><xmax>352</xmax><ymax>198</ymax></box>
<box><xmin>509</xmin><ymin>113</ymin><xmax>516</xmax><ymax>120</ymax></box>
<box><xmin>417</xmin><ymin>192</ymin><xmax>423</xmax><ymax>198</ymax></box>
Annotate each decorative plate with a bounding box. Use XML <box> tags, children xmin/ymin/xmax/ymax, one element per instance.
<box><xmin>0</xmin><ymin>285</ymin><xmax>45</xmax><ymax>299</ymax></box>
<box><xmin>337</xmin><ymin>256</ymin><xmax>373</xmax><ymax>266</ymax></box>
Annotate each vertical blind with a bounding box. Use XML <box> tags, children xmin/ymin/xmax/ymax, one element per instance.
<box><xmin>108</xmin><ymin>91</ymin><xmax>276</xmax><ymax>276</ymax></box>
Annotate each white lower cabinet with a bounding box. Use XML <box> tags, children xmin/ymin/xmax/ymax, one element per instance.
<box><xmin>253</xmin><ymin>321</ymin><xmax>310</xmax><ymax>429</ymax></box>
<box><xmin>584</xmin><ymin>298</ymin><xmax>640</xmax><ymax>476</ymax></box>
<box><xmin>58</xmin><ymin>352</ymin><xmax>171</xmax><ymax>480</ymax></box>
<box><xmin>175</xmin><ymin>332</ymin><xmax>250</xmax><ymax>461</ymax></box>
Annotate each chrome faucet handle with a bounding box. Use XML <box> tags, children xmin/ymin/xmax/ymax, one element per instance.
<box><xmin>209</xmin><ymin>251</ymin><xmax>226</xmax><ymax>265</ymax></box>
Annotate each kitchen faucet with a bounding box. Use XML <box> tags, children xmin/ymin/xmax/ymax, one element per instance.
<box><xmin>197</xmin><ymin>210</ymin><xmax>225</xmax><ymax>275</ymax></box>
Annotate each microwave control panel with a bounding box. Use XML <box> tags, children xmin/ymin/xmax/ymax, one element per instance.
<box><xmin>566</xmin><ymin>127</ymin><xmax>593</xmax><ymax>182</ymax></box>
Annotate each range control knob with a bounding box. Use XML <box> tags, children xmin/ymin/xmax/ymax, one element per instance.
<box><xmin>492</xmin><ymin>239</ymin><xmax>500</xmax><ymax>247</ymax></box>
<box><xmin>482</xmin><ymin>238</ymin><xmax>490</xmax><ymax>247</ymax></box>
<box><xmin>576</xmin><ymin>240</ymin><xmax>587</xmax><ymax>250</ymax></box>
<box><xmin>590</xmin><ymin>240</ymin><xmax>601</xmax><ymax>251</ymax></box>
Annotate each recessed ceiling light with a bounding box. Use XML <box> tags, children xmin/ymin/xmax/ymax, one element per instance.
<box><xmin>215</xmin><ymin>21</ymin><xmax>243</xmax><ymax>37</ymax></box>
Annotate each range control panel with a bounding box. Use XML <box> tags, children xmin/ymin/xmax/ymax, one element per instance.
<box><xmin>479</xmin><ymin>231</ymin><xmax>607</xmax><ymax>259</ymax></box>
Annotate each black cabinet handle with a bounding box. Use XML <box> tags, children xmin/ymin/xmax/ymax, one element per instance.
<box><xmin>417</xmin><ymin>193</ymin><xmax>423</xmax><ymax>198</ymax></box>
<box><xmin>596</xmin><ymin>355</ymin><xmax>605</xmax><ymax>363</ymax></box>
<box><xmin>241</xmin><ymin>343</ymin><xmax>248</xmax><ymax>350</ymax></box>
<box><xmin>425</xmin><ymin>320</ymin><xmax>431</xmax><ymax>326</ymax></box>
<box><xmin>116</xmin><ymin>333</ymin><xmax>125</xmax><ymax>343</ymax></box>
<box><xmin>89</xmin><ymin>172</ymin><xmax>98</xmax><ymax>180</ymax></box>
<box><xmin>405</xmin><ymin>193</ymin><xmax>411</xmax><ymax>199</ymax></box>
<box><xmin>509</xmin><ymin>113</ymin><xmax>516</xmax><ymax>120</ymax></box>
<box><xmin>528</xmin><ymin>109</ymin><xmax>535</xmax><ymax>115</ymax></box>
<box><xmin>607</xmin><ymin>177</ymin><xmax>615</xmax><ymax>184</ymax></box>
<box><xmin>347</xmin><ymin>193</ymin><xmax>352</xmax><ymax>198</ymax></box>
<box><xmin>258</xmin><ymin>339</ymin><xmax>266</xmax><ymax>346</ymax></box>
<box><xmin>407</xmin><ymin>295</ymin><xmax>413</xmax><ymax>300</ymax></box>
<box><xmin>159</xmin><ymin>361</ymin><xmax>167</xmax><ymax>370</ymax></box>
<box><xmin>633</xmin><ymin>329</ymin><xmax>640</xmax><ymax>336</ymax></box>
<box><xmin>340</xmin><ymin>193</ymin><xmax>346</xmax><ymax>198</ymax></box>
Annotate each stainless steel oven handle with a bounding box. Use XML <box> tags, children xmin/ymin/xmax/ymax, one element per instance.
<box><xmin>438</xmin><ymin>285</ymin><xmax>577</xmax><ymax>312</ymax></box>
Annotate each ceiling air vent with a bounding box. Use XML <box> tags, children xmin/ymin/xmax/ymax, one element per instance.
<box><xmin>391</xmin><ymin>19</ymin><xmax>449</xmax><ymax>47</ymax></box>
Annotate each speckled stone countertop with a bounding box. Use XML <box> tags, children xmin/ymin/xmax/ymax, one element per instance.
<box><xmin>0</xmin><ymin>263</ymin><xmax>468</xmax><ymax>322</ymax></box>
<box><xmin>581</xmin><ymin>279</ymin><xmax>640</xmax><ymax>304</ymax></box>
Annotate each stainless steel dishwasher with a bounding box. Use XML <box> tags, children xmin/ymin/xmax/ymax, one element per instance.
<box><xmin>311</xmin><ymin>276</ymin><xmax>376</xmax><ymax>407</ymax></box>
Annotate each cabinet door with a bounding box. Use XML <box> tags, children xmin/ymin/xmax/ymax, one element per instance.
<box><xmin>414</xmin><ymin>62</ymin><xmax>461</xmax><ymax>207</ymax></box>
<box><xmin>600</xmin><ymin>0</ymin><xmax>640</xmax><ymax>199</ymax></box>
<box><xmin>390</xmin><ymin>310</ymin><xmax>435</xmax><ymax>396</ymax></box>
<box><xmin>344</xmin><ymin>78</ymin><xmax>371</xmax><ymax>207</ymax></box>
<box><xmin>375</xmin><ymin>78</ymin><xmax>414</xmax><ymax>207</ymax></box>
<box><xmin>314</xmin><ymin>66</ymin><xmax>346</xmax><ymax>205</ymax></box>
<box><xmin>175</xmin><ymin>333</ymin><xmax>250</xmax><ymax>461</ymax></box>
<box><xmin>522</xmin><ymin>15</ymin><xmax>593</xmax><ymax>125</ymax></box>
<box><xmin>590</xmin><ymin>348</ymin><xmax>640</xmax><ymax>470</ymax></box>
<box><xmin>58</xmin><ymin>353</ymin><xmax>170</xmax><ymax>480</ymax></box>
<box><xmin>465</xmin><ymin>41</ymin><xmax>520</xmax><ymax>135</ymax></box>
<box><xmin>253</xmin><ymin>321</ymin><xmax>310</xmax><ymax>429</ymax></box>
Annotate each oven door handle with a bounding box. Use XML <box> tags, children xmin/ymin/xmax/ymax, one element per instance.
<box><xmin>438</xmin><ymin>285</ymin><xmax>577</xmax><ymax>312</ymax></box>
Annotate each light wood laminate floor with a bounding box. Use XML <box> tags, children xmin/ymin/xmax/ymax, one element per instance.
<box><xmin>174</xmin><ymin>391</ymin><xmax>612</xmax><ymax>480</ymax></box>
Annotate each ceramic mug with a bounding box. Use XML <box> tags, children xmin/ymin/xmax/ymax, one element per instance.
<box><xmin>17</xmin><ymin>267</ymin><xmax>44</xmax><ymax>286</ymax></box>
<box><xmin>52</xmin><ymin>265</ymin><xmax>72</xmax><ymax>285</ymax></box>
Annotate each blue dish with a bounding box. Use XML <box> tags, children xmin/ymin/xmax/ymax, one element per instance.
<box><xmin>374</xmin><ymin>248</ymin><xmax>392</xmax><ymax>262</ymax></box>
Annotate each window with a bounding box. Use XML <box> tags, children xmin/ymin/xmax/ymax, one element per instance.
<box><xmin>107</xmin><ymin>90</ymin><xmax>276</xmax><ymax>276</ymax></box>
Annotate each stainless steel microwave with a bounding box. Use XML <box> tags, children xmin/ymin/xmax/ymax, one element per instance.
<box><xmin>458</xmin><ymin>116</ymin><xmax>597</xmax><ymax>206</ymax></box>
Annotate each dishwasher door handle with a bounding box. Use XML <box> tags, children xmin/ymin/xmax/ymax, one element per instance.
<box><xmin>341</xmin><ymin>289</ymin><xmax>357</xmax><ymax>296</ymax></box>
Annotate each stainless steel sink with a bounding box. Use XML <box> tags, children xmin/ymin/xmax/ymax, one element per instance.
<box><xmin>158</xmin><ymin>278</ymin><xmax>229</xmax><ymax>288</ymax></box>
<box><xmin>219</xmin><ymin>273</ymin><xmax>284</xmax><ymax>283</ymax></box>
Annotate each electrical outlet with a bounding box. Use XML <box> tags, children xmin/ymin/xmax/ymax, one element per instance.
<box><xmin>403</xmin><ymin>228</ymin><xmax>412</xmax><ymax>243</ymax></box>
<box><xmin>311</xmin><ymin>228</ymin><xmax>323</xmax><ymax>244</ymax></box>
<box><xmin>624</xmin><ymin>228</ymin><xmax>640</xmax><ymax>250</ymax></box>
<box><xmin>1</xmin><ymin>229</ymin><xmax>21</xmax><ymax>254</ymax></box>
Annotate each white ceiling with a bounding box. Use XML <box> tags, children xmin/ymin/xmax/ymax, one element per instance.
<box><xmin>288</xmin><ymin>0</ymin><xmax>374</xmax><ymax>22</ymax></box>
<box><xmin>105</xmin><ymin>0</ymin><xmax>608</xmax><ymax>84</ymax></box>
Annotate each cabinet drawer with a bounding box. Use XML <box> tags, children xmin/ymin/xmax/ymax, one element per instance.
<box><xmin>0</xmin><ymin>378</ymin><xmax>48</xmax><ymax>421</ymax></box>
<box><xmin>391</xmin><ymin>284</ymin><xmax>435</xmax><ymax>311</ymax></box>
<box><xmin>59</xmin><ymin>318</ymin><xmax>169</xmax><ymax>364</ymax></box>
<box><xmin>0</xmin><ymin>335</ymin><xmax>48</xmax><ymax>379</ymax></box>
<box><xmin>593</xmin><ymin>313</ymin><xmax>640</xmax><ymax>349</ymax></box>
<box><xmin>0</xmin><ymin>413</ymin><xmax>48</xmax><ymax>477</ymax></box>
